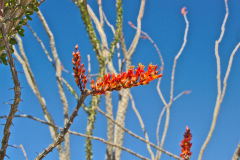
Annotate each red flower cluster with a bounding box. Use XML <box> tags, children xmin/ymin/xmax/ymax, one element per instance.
<box><xmin>90</xmin><ymin>63</ymin><xmax>162</xmax><ymax>95</ymax></box>
<box><xmin>72</xmin><ymin>44</ymin><xmax>87</xmax><ymax>92</ymax></box>
<box><xmin>180</xmin><ymin>126</ymin><xmax>192</xmax><ymax>160</ymax></box>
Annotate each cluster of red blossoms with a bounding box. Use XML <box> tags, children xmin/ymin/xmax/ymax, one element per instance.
<box><xmin>72</xmin><ymin>44</ymin><xmax>87</xmax><ymax>92</ymax></box>
<box><xmin>180</xmin><ymin>126</ymin><xmax>192</xmax><ymax>160</ymax></box>
<box><xmin>90</xmin><ymin>63</ymin><xmax>162</xmax><ymax>95</ymax></box>
<box><xmin>72</xmin><ymin>45</ymin><xmax>162</xmax><ymax>95</ymax></box>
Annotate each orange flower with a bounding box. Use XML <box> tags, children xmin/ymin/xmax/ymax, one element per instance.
<box><xmin>72</xmin><ymin>44</ymin><xmax>87</xmax><ymax>92</ymax></box>
<box><xmin>90</xmin><ymin>63</ymin><xmax>162</xmax><ymax>95</ymax></box>
<box><xmin>180</xmin><ymin>126</ymin><xmax>192</xmax><ymax>160</ymax></box>
<box><xmin>181</xmin><ymin>7</ymin><xmax>188</xmax><ymax>15</ymax></box>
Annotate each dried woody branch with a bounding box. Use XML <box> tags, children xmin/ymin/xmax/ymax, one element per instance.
<box><xmin>156</xmin><ymin>7</ymin><xmax>189</xmax><ymax>160</ymax></box>
<box><xmin>156</xmin><ymin>90</ymin><xmax>191</xmax><ymax>157</ymax></box>
<box><xmin>36</xmin><ymin>10</ymin><xmax>70</xmax><ymax>160</ymax></box>
<box><xmin>0</xmin><ymin>24</ymin><xmax>21</xmax><ymax>160</ymax></box>
<box><xmin>0</xmin><ymin>114</ymin><xmax>149</xmax><ymax>160</ymax></box>
<box><xmin>9</xmin><ymin>144</ymin><xmax>28</xmax><ymax>160</ymax></box>
<box><xmin>13</xmin><ymin>35</ymin><xmax>65</xmax><ymax>159</ymax></box>
<box><xmin>96</xmin><ymin>107</ymin><xmax>181</xmax><ymax>160</ymax></box>
<box><xmin>35</xmin><ymin>90</ymin><xmax>90</xmax><ymax>160</ymax></box>
<box><xmin>198</xmin><ymin>0</ymin><xmax>240</xmax><ymax>159</ymax></box>
<box><xmin>129</xmin><ymin>93</ymin><xmax>155</xmax><ymax>160</ymax></box>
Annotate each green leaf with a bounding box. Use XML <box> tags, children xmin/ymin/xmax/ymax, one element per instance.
<box><xmin>2</xmin><ymin>57</ymin><xmax>8</xmax><ymax>65</ymax></box>
<box><xmin>9</xmin><ymin>38</ymin><xmax>17</xmax><ymax>45</ymax></box>
<box><xmin>26</xmin><ymin>15</ymin><xmax>32</xmax><ymax>20</ymax></box>
<box><xmin>0</xmin><ymin>53</ymin><xmax>8</xmax><ymax>65</ymax></box>
<box><xmin>26</xmin><ymin>10</ymin><xmax>34</xmax><ymax>15</ymax></box>
<box><xmin>33</xmin><ymin>7</ymin><xmax>39</xmax><ymax>12</ymax></box>
<box><xmin>0</xmin><ymin>33</ymin><xmax>2</xmax><ymax>39</ymax></box>
<box><xmin>18</xmin><ymin>28</ymin><xmax>25</xmax><ymax>37</ymax></box>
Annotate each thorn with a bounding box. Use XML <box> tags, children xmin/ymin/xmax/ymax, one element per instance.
<box><xmin>3</xmin><ymin>102</ymin><xmax>11</xmax><ymax>105</ymax></box>
<box><xmin>5</xmin><ymin>154</ymin><xmax>10</xmax><ymax>159</ymax></box>
<box><xmin>8</xmin><ymin>144</ymin><xmax>17</xmax><ymax>149</ymax></box>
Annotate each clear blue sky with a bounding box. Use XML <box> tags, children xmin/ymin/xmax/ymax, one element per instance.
<box><xmin>1</xmin><ymin>0</ymin><xmax>240</xmax><ymax>160</ymax></box>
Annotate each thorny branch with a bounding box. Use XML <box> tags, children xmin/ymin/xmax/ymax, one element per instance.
<box><xmin>0</xmin><ymin>24</ymin><xmax>21</xmax><ymax>160</ymax></box>
<box><xmin>13</xmin><ymin>35</ymin><xmax>65</xmax><ymax>158</ymax></box>
<box><xmin>0</xmin><ymin>114</ymin><xmax>149</xmax><ymax>160</ymax></box>
<box><xmin>35</xmin><ymin>91</ymin><xmax>90</xmax><ymax>160</ymax></box>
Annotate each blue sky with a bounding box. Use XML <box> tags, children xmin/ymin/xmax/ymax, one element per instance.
<box><xmin>1</xmin><ymin>0</ymin><xmax>240</xmax><ymax>160</ymax></box>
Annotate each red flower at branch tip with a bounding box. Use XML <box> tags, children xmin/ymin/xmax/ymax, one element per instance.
<box><xmin>72</xmin><ymin>45</ymin><xmax>163</xmax><ymax>95</ymax></box>
<box><xmin>180</xmin><ymin>126</ymin><xmax>192</xmax><ymax>160</ymax></box>
<box><xmin>90</xmin><ymin>63</ymin><xmax>163</xmax><ymax>95</ymax></box>
<box><xmin>181</xmin><ymin>7</ymin><xmax>188</xmax><ymax>15</ymax></box>
<box><xmin>72</xmin><ymin>44</ymin><xmax>87</xmax><ymax>92</ymax></box>
<box><xmin>128</xmin><ymin>21</ymin><xmax>134</xmax><ymax>28</ymax></box>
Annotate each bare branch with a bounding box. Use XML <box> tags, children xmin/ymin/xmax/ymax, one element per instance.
<box><xmin>37</xmin><ymin>10</ymin><xmax>70</xmax><ymax>159</ymax></box>
<box><xmin>221</xmin><ymin>42</ymin><xmax>240</xmax><ymax>101</ymax></box>
<box><xmin>103</xmin><ymin>12</ymin><xmax>115</xmax><ymax>34</ymax></box>
<box><xmin>129</xmin><ymin>93</ymin><xmax>155</xmax><ymax>160</ymax></box>
<box><xmin>169</xmin><ymin>14</ymin><xmax>189</xmax><ymax>102</ymax></box>
<box><xmin>105</xmin><ymin>93</ymin><xmax>114</xmax><ymax>160</ymax></box>
<box><xmin>13</xmin><ymin>35</ymin><xmax>65</xmax><ymax>158</ymax></box>
<box><xmin>35</xmin><ymin>91</ymin><xmax>90</xmax><ymax>160</ymax></box>
<box><xmin>62</xmin><ymin>78</ymin><xmax>79</xmax><ymax>100</ymax></box>
<box><xmin>157</xmin><ymin>11</ymin><xmax>189</xmax><ymax>160</ymax></box>
<box><xmin>26</xmin><ymin>24</ymin><xmax>55</xmax><ymax>67</ymax></box>
<box><xmin>19</xmin><ymin>144</ymin><xmax>28</xmax><ymax>160</ymax></box>
<box><xmin>96</xmin><ymin>107</ymin><xmax>181</xmax><ymax>160</ymax></box>
<box><xmin>75</xmin><ymin>133</ymin><xmax>149</xmax><ymax>160</ymax></box>
<box><xmin>97</xmin><ymin>0</ymin><xmax>104</xmax><ymax>27</ymax></box>
<box><xmin>12</xmin><ymin>144</ymin><xmax>28</xmax><ymax>160</ymax></box>
<box><xmin>87</xmin><ymin>4</ymin><xmax>117</xmax><ymax>74</ymax></box>
<box><xmin>113</xmin><ymin>88</ymin><xmax>130</xmax><ymax>160</ymax></box>
<box><xmin>127</xmin><ymin>0</ymin><xmax>146</xmax><ymax>58</ymax></box>
<box><xmin>198</xmin><ymin>1</ymin><xmax>234</xmax><ymax>159</ymax></box>
<box><xmin>128</xmin><ymin>21</ymin><xmax>164</xmax><ymax>70</ymax></box>
<box><xmin>1</xmin><ymin>114</ymin><xmax>149</xmax><ymax>160</ymax></box>
<box><xmin>156</xmin><ymin>90</ymin><xmax>191</xmax><ymax>158</ymax></box>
